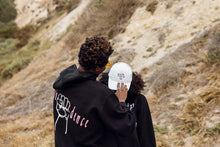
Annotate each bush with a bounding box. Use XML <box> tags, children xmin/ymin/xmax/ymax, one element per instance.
<box><xmin>54</xmin><ymin>0</ymin><xmax>80</xmax><ymax>12</ymax></box>
<box><xmin>96</xmin><ymin>0</ymin><xmax>105</xmax><ymax>7</ymax></box>
<box><xmin>206</xmin><ymin>47</ymin><xmax>220</xmax><ymax>64</ymax></box>
<box><xmin>65</xmin><ymin>0</ymin><xmax>81</xmax><ymax>12</ymax></box>
<box><xmin>0</xmin><ymin>38</ymin><xmax>20</xmax><ymax>56</ymax></box>
<box><xmin>0</xmin><ymin>39</ymin><xmax>40</xmax><ymax>79</ymax></box>
<box><xmin>206</xmin><ymin>31</ymin><xmax>220</xmax><ymax>64</ymax></box>
<box><xmin>0</xmin><ymin>24</ymin><xmax>18</xmax><ymax>38</ymax></box>
<box><xmin>1</xmin><ymin>56</ymin><xmax>31</xmax><ymax>79</ymax></box>
<box><xmin>0</xmin><ymin>0</ymin><xmax>17</xmax><ymax>23</ymax></box>
<box><xmin>205</xmin><ymin>123</ymin><xmax>220</xmax><ymax>136</ymax></box>
<box><xmin>0</xmin><ymin>24</ymin><xmax>36</xmax><ymax>48</ymax></box>
<box><xmin>11</xmin><ymin>25</ymin><xmax>36</xmax><ymax>48</ymax></box>
<box><xmin>146</xmin><ymin>1</ymin><xmax>158</xmax><ymax>14</ymax></box>
<box><xmin>154</xmin><ymin>125</ymin><xmax>168</xmax><ymax>135</ymax></box>
<box><xmin>0</xmin><ymin>38</ymin><xmax>20</xmax><ymax>79</ymax></box>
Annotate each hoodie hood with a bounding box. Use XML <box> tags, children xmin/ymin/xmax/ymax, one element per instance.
<box><xmin>53</xmin><ymin>64</ymin><xmax>97</xmax><ymax>90</ymax></box>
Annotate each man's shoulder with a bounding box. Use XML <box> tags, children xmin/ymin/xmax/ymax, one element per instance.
<box><xmin>87</xmin><ymin>80</ymin><xmax>114</xmax><ymax>95</ymax></box>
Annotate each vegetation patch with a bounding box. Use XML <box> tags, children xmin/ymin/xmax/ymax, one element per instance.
<box><xmin>154</xmin><ymin>125</ymin><xmax>168</xmax><ymax>135</ymax></box>
<box><xmin>147</xmin><ymin>63</ymin><xmax>183</xmax><ymax>94</ymax></box>
<box><xmin>146</xmin><ymin>1</ymin><xmax>158</xmax><ymax>14</ymax></box>
<box><xmin>146</xmin><ymin>47</ymin><xmax>153</xmax><ymax>52</ymax></box>
<box><xmin>96</xmin><ymin>0</ymin><xmax>105</xmax><ymax>7</ymax></box>
<box><xmin>168</xmin><ymin>104</ymin><xmax>178</xmax><ymax>110</ymax></box>
<box><xmin>175</xmin><ymin>140</ymin><xmax>185</xmax><ymax>146</ymax></box>
<box><xmin>0</xmin><ymin>39</ymin><xmax>40</xmax><ymax>80</ymax></box>
<box><xmin>206</xmin><ymin>47</ymin><xmax>220</xmax><ymax>64</ymax></box>
<box><xmin>0</xmin><ymin>0</ymin><xmax>17</xmax><ymax>23</ymax></box>
<box><xmin>54</xmin><ymin>0</ymin><xmax>81</xmax><ymax>12</ymax></box>
<box><xmin>0</xmin><ymin>38</ymin><xmax>20</xmax><ymax>81</ymax></box>
<box><xmin>66</xmin><ymin>0</ymin><xmax>139</xmax><ymax>49</ymax></box>
<box><xmin>205</xmin><ymin>123</ymin><xmax>220</xmax><ymax>136</ymax></box>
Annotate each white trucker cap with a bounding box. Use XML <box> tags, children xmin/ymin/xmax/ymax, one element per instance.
<box><xmin>108</xmin><ymin>62</ymin><xmax>132</xmax><ymax>90</ymax></box>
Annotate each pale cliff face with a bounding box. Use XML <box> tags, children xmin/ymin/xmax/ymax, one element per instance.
<box><xmin>111</xmin><ymin>0</ymin><xmax>220</xmax><ymax>71</ymax></box>
<box><xmin>15</xmin><ymin>0</ymin><xmax>56</xmax><ymax>27</ymax></box>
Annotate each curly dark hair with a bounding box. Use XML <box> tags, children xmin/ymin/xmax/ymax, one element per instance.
<box><xmin>78</xmin><ymin>36</ymin><xmax>114</xmax><ymax>70</ymax></box>
<box><xmin>99</xmin><ymin>72</ymin><xmax>145</xmax><ymax>96</ymax></box>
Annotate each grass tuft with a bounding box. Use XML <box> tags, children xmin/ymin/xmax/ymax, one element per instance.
<box><xmin>205</xmin><ymin>123</ymin><xmax>220</xmax><ymax>136</ymax></box>
<box><xmin>146</xmin><ymin>1</ymin><xmax>158</xmax><ymax>14</ymax></box>
<box><xmin>154</xmin><ymin>125</ymin><xmax>168</xmax><ymax>135</ymax></box>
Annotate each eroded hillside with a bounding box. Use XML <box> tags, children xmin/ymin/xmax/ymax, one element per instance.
<box><xmin>0</xmin><ymin>0</ymin><xmax>219</xmax><ymax>146</ymax></box>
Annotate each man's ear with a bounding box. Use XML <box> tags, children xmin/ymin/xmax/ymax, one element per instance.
<box><xmin>95</xmin><ymin>67</ymin><xmax>101</xmax><ymax>72</ymax></box>
<box><xmin>95</xmin><ymin>66</ymin><xmax>105</xmax><ymax>75</ymax></box>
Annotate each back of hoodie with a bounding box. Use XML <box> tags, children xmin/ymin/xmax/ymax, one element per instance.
<box><xmin>53</xmin><ymin>65</ymin><xmax>140</xmax><ymax>147</ymax></box>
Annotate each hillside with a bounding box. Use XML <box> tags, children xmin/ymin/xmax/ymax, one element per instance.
<box><xmin>0</xmin><ymin>0</ymin><xmax>219</xmax><ymax>146</ymax></box>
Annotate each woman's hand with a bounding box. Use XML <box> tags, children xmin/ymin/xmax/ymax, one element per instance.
<box><xmin>115</xmin><ymin>83</ymin><xmax>128</xmax><ymax>102</ymax></box>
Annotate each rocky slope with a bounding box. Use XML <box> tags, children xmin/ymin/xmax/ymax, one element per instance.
<box><xmin>0</xmin><ymin>0</ymin><xmax>219</xmax><ymax>146</ymax></box>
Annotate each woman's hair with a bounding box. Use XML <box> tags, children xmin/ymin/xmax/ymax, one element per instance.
<box><xmin>100</xmin><ymin>72</ymin><xmax>145</xmax><ymax>96</ymax></box>
<box><xmin>78</xmin><ymin>36</ymin><xmax>113</xmax><ymax>70</ymax></box>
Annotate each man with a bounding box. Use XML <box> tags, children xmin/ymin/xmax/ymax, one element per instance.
<box><xmin>53</xmin><ymin>36</ymin><xmax>139</xmax><ymax>147</ymax></box>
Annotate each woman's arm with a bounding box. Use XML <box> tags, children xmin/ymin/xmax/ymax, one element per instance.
<box><xmin>136</xmin><ymin>94</ymin><xmax>156</xmax><ymax>147</ymax></box>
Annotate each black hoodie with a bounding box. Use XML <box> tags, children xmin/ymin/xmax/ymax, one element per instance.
<box><xmin>53</xmin><ymin>64</ymin><xmax>140</xmax><ymax>147</ymax></box>
<box><xmin>99</xmin><ymin>72</ymin><xmax>156</xmax><ymax>147</ymax></box>
<box><xmin>125</xmin><ymin>94</ymin><xmax>156</xmax><ymax>147</ymax></box>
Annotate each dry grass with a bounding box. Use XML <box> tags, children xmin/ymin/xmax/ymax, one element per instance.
<box><xmin>0</xmin><ymin>110</ymin><xmax>54</xmax><ymax>147</ymax></box>
<box><xmin>65</xmin><ymin>0</ymin><xmax>140</xmax><ymax>50</ymax></box>
<box><xmin>147</xmin><ymin>24</ymin><xmax>220</xmax><ymax>147</ymax></box>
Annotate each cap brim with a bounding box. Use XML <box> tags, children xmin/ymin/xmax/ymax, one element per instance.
<box><xmin>108</xmin><ymin>78</ymin><xmax>131</xmax><ymax>90</ymax></box>
<box><xmin>105</xmin><ymin>61</ymin><xmax>112</xmax><ymax>68</ymax></box>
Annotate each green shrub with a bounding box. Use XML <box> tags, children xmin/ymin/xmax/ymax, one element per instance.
<box><xmin>0</xmin><ymin>38</ymin><xmax>20</xmax><ymax>79</ymax></box>
<box><xmin>55</xmin><ymin>0</ymin><xmax>80</xmax><ymax>12</ymax></box>
<box><xmin>0</xmin><ymin>25</ymin><xmax>18</xmax><ymax>38</ymax></box>
<box><xmin>154</xmin><ymin>125</ymin><xmax>168</xmax><ymax>135</ymax></box>
<box><xmin>1</xmin><ymin>56</ymin><xmax>31</xmax><ymax>79</ymax></box>
<box><xmin>0</xmin><ymin>0</ymin><xmax>17</xmax><ymax>23</ymax></box>
<box><xmin>0</xmin><ymin>38</ymin><xmax>20</xmax><ymax>57</ymax></box>
<box><xmin>66</xmin><ymin>0</ymin><xmax>81</xmax><ymax>12</ymax></box>
<box><xmin>146</xmin><ymin>47</ymin><xmax>153</xmax><ymax>52</ymax></box>
<box><xmin>205</xmin><ymin>123</ymin><xmax>220</xmax><ymax>136</ymax></box>
<box><xmin>188</xmin><ymin>122</ymin><xmax>199</xmax><ymax>136</ymax></box>
<box><xmin>0</xmin><ymin>39</ymin><xmax>40</xmax><ymax>79</ymax></box>
<box><xmin>11</xmin><ymin>25</ymin><xmax>36</xmax><ymax>48</ymax></box>
<box><xmin>206</xmin><ymin>47</ymin><xmax>220</xmax><ymax>64</ymax></box>
<box><xmin>96</xmin><ymin>0</ymin><xmax>105</xmax><ymax>7</ymax></box>
<box><xmin>146</xmin><ymin>1</ymin><xmax>158</xmax><ymax>14</ymax></box>
<box><xmin>0</xmin><ymin>24</ymin><xmax>35</xmax><ymax>48</ymax></box>
<box><xmin>168</xmin><ymin>104</ymin><xmax>178</xmax><ymax>110</ymax></box>
<box><xmin>176</xmin><ymin>140</ymin><xmax>185</xmax><ymax>146</ymax></box>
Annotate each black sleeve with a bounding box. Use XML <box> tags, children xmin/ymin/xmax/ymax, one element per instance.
<box><xmin>99</xmin><ymin>93</ymin><xmax>136</xmax><ymax>136</ymax></box>
<box><xmin>136</xmin><ymin>95</ymin><xmax>156</xmax><ymax>147</ymax></box>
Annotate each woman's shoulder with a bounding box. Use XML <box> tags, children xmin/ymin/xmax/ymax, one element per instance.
<box><xmin>135</xmin><ymin>93</ymin><xmax>147</xmax><ymax>101</ymax></box>
<box><xmin>135</xmin><ymin>94</ymin><xmax>150</xmax><ymax>107</ymax></box>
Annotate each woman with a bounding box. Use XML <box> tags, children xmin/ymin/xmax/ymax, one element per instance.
<box><xmin>100</xmin><ymin>62</ymin><xmax>156</xmax><ymax>147</ymax></box>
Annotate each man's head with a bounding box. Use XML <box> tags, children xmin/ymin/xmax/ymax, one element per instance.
<box><xmin>78</xmin><ymin>36</ymin><xmax>113</xmax><ymax>74</ymax></box>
